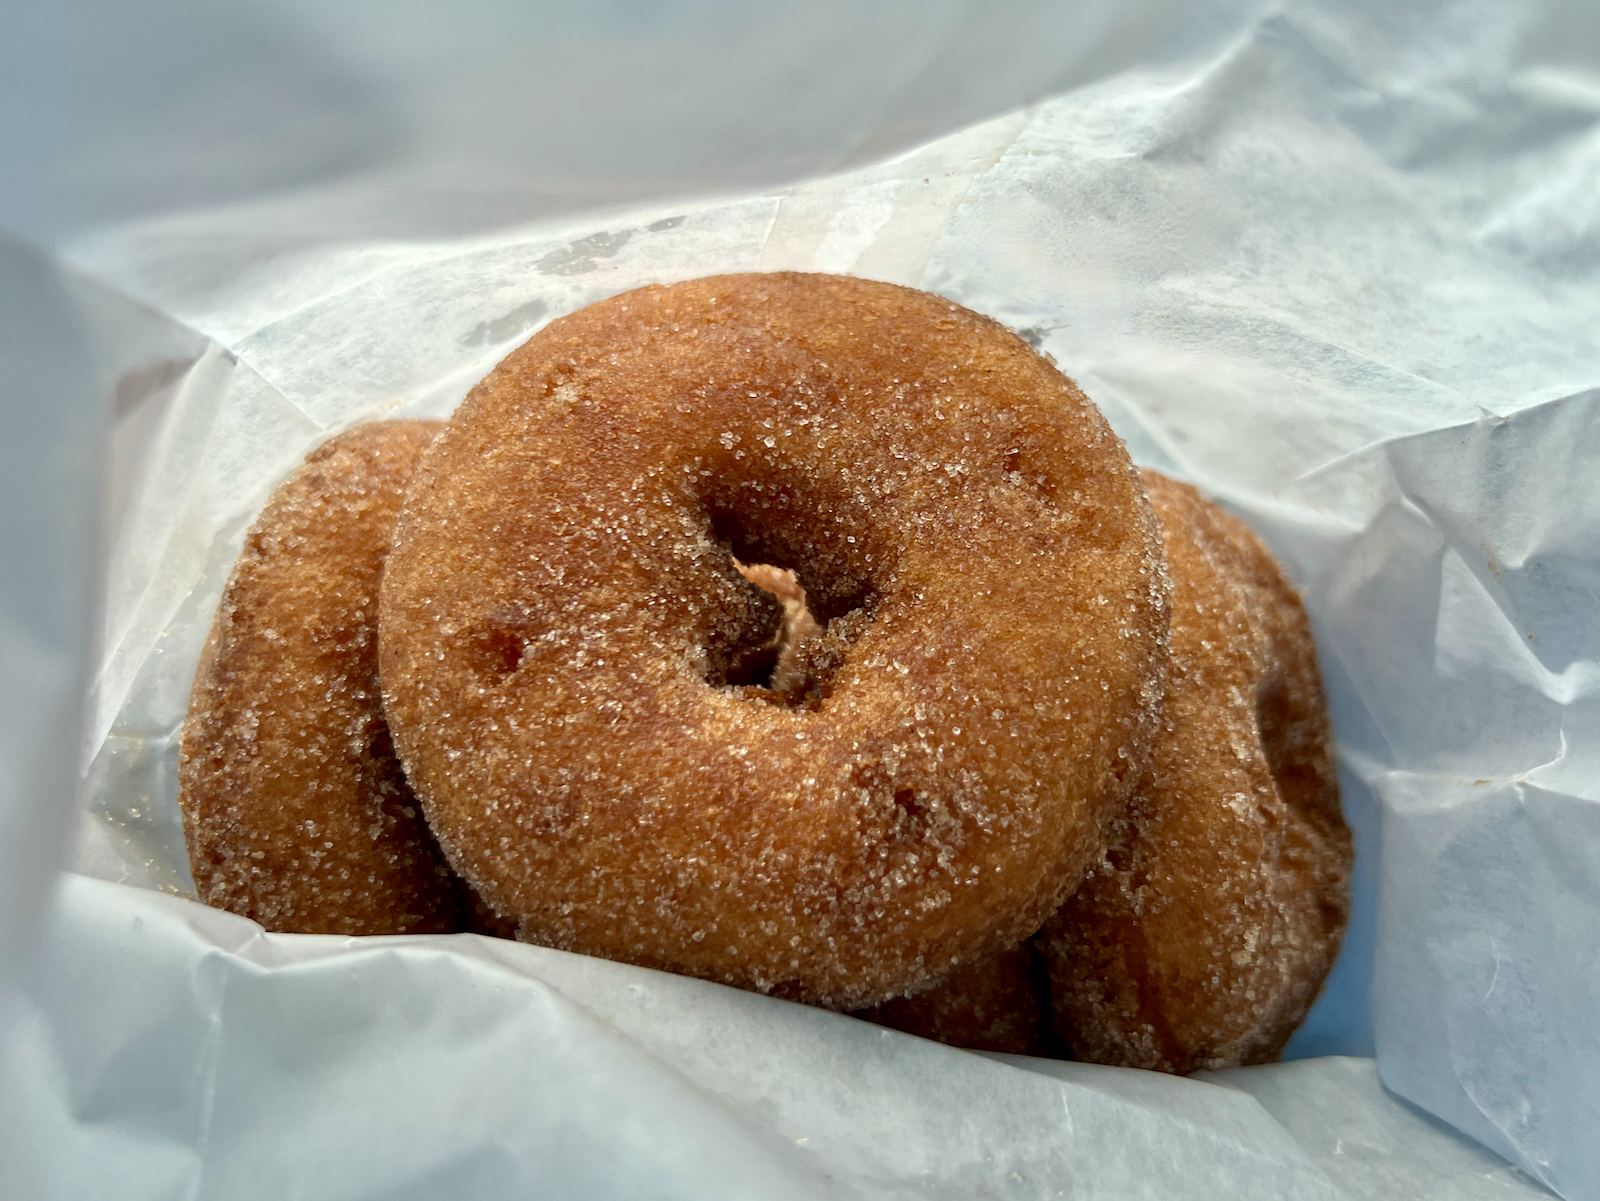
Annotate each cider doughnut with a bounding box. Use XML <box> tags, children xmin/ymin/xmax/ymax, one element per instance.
<box><xmin>379</xmin><ymin>273</ymin><xmax>1170</xmax><ymax>1009</ymax></box>
<box><xmin>179</xmin><ymin>420</ymin><xmax>465</xmax><ymax>936</ymax></box>
<box><xmin>1039</xmin><ymin>470</ymin><xmax>1351</xmax><ymax>1073</ymax></box>
<box><xmin>855</xmin><ymin>944</ymin><xmax>1052</xmax><ymax>1056</ymax></box>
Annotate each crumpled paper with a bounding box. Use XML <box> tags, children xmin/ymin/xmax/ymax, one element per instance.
<box><xmin>4</xmin><ymin>0</ymin><xmax>1597</xmax><ymax>1197</ymax></box>
<box><xmin>0</xmin><ymin>874</ymin><xmax>1543</xmax><ymax>1201</ymax></box>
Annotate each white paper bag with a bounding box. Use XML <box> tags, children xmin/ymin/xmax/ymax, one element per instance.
<box><xmin>3</xmin><ymin>1</ymin><xmax>1596</xmax><ymax>1197</ymax></box>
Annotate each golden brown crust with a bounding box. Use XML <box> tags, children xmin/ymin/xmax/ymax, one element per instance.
<box><xmin>854</xmin><ymin>944</ymin><xmax>1052</xmax><ymax>1056</ymax></box>
<box><xmin>380</xmin><ymin>273</ymin><xmax>1170</xmax><ymax>1008</ymax></box>
<box><xmin>179</xmin><ymin>420</ymin><xmax>464</xmax><ymax>935</ymax></box>
<box><xmin>1038</xmin><ymin>470</ymin><xmax>1351</xmax><ymax>1073</ymax></box>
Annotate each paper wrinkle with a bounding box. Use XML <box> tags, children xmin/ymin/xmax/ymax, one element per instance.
<box><xmin>8</xmin><ymin>2</ymin><xmax>1600</xmax><ymax>1196</ymax></box>
<box><xmin>511</xmin><ymin>954</ymin><xmax>1339</xmax><ymax>1197</ymax></box>
<box><xmin>33</xmin><ymin>877</ymin><xmax>1361</xmax><ymax>1201</ymax></box>
<box><xmin>1373</xmin><ymin>774</ymin><xmax>1600</xmax><ymax>1198</ymax></box>
<box><xmin>15</xmin><ymin>876</ymin><xmax>1558</xmax><ymax>1199</ymax></box>
<box><xmin>759</xmin><ymin>110</ymin><xmax>1034</xmax><ymax>286</ymax></box>
<box><xmin>0</xmin><ymin>233</ymin><xmax>193</xmax><ymax>1022</ymax></box>
<box><xmin>1208</xmin><ymin>1056</ymin><xmax>1553</xmax><ymax>1199</ymax></box>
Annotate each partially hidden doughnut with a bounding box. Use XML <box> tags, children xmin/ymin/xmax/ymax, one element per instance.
<box><xmin>179</xmin><ymin>420</ymin><xmax>466</xmax><ymax>936</ymax></box>
<box><xmin>1038</xmin><ymin>469</ymin><xmax>1351</xmax><ymax>1072</ymax></box>
<box><xmin>378</xmin><ymin>272</ymin><xmax>1171</xmax><ymax>1009</ymax></box>
<box><xmin>855</xmin><ymin>943</ymin><xmax>1052</xmax><ymax>1055</ymax></box>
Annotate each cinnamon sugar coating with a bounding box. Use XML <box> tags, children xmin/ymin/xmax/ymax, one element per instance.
<box><xmin>1039</xmin><ymin>470</ymin><xmax>1351</xmax><ymax>1072</ymax></box>
<box><xmin>179</xmin><ymin>421</ymin><xmax>465</xmax><ymax>935</ymax></box>
<box><xmin>380</xmin><ymin>273</ymin><xmax>1170</xmax><ymax>1009</ymax></box>
<box><xmin>855</xmin><ymin>944</ymin><xmax>1052</xmax><ymax>1056</ymax></box>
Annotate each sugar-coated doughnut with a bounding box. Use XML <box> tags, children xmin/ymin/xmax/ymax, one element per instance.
<box><xmin>179</xmin><ymin>421</ymin><xmax>464</xmax><ymax>935</ymax></box>
<box><xmin>1038</xmin><ymin>470</ymin><xmax>1351</xmax><ymax>1072</ymax></box>
<box><xmin>855</xmin><ymin>944</ymin><xmax>1051</xmax><ymax>1055</ymax></box>
<box><xmin>379</xmin><ymin>273</ymin><xmax>1170</xmax><ymax>1009</ymax></box>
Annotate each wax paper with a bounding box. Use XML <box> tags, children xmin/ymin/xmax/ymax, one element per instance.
<box><xmin>3</xmin><ymin>0</ymin><xmax>1597</xmax><ymax>1197</ymax></box>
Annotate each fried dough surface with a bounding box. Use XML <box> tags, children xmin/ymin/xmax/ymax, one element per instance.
<box><xmin>180</xmin><ymin>420</ymin><xmax>463</xmax><ymax>935</ymax></box>
<box><xmin>1040</xmin><ymin>470</ymin><xmax>1351</xmax><ymax>1072</ymax></box>
<box><xmin>855</xmin><ymin>944</ymin><xmax>1052</xmax><ymax>1056</ymax></box>
<box><xmin>380</xmin><ymin>273</ymin><xmax>1170</xmax><ymax>1008</ymax></box>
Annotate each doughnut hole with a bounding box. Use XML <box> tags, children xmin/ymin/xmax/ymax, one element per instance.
<box><xmin>703</xmin><ymin>486</ymin><xmax>882</xmax><ymax>706</ymax></box>
<box><xmin>718</xmin><ymin>625</ymin><xmax>784</xmax><ymax>689</ymax></box>
<box><xmin>724</xmin><ymin>562</ymin><xmax>805</xmax><ymax>690</ymax></box>
<box><xmin>700</xmin><ymin>567</ymin><xmax>785</xmax><ymax>690</ymax></box>
<box><xmin>708</xmin><ymin>511</ymin><xmax>875</xmax><ymax>620</ymax></box>
<box><xmin>712</xmin><ymin>554</ymin><xmax>871</xmax><ymax>704</ymax></box>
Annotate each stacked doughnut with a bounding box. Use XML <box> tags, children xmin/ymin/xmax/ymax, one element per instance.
<box><xmin>179</xmin><ymin>273</ymin><xmax>1350</xmax><ymax>1070</ymax></box>
<box><xmin>857</xmin><ymin>470</ymin><xmax>1352</xmax><ymax>1070</ymax></box>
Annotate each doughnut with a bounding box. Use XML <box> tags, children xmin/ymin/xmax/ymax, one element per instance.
<box><xmin>179</xmin><ymin>420</ymin><xmax>466</xmax><ymax>936</ymax></box>
<box><xmin>379</xmin><ymin>272</ymin><xmax>1171</xmax><ymax>1009</ymax></box>
<box><xmin>855</xmin><ymin>944</ymin><xmax>1052</xmax><ymax>1055</ymax></box>
<box><xmin>1038</xmin><ymin>470</ymin><xmax>1351</xmax><ymax>1073</ymax></box>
